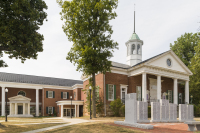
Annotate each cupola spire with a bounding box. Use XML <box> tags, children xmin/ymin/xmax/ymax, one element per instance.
<box><xmin>134</xmin><ymin>4</ymin><xmax>135</xmax><ymax>33</ymax></box>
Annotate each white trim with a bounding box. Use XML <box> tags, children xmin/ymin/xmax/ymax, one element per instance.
<box><xmin>120</xmin><ymin>85</ymin><xmax>127</xmax><ymax>103</ymax></box>
<box><xmin>48</xmin><ymin>91</ymin><xmax>53</xmax><ymax>98</ymax></box>
<box><xmin>63</xmin><ymin>92</ymin><xmax>67</xmax><ymax>99</ymax></box>
<box><xmin>108</xmin><ymin>84</ymin><xmax>114</xmax><ymax>101</ymax></box>
<box><xmin>48</xmin><ymin>106</ymin><xmax>53</xmax><ymax>114</ymax></box>
<box><xmin>56</xmin><ymin>100</ymin><xmax>84</xmax><ymax>105</ymax></box>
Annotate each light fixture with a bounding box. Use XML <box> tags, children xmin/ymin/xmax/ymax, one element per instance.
<box><xmin>5</xmin><ymin>88</ymin><xmax>8</xmax><ymax>92</ymax></box>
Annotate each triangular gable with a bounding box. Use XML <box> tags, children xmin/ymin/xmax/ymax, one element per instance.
<box><xmin>144</xmin><ymin>50</ymin><xmax>193</xmax><ymax>75</ymax></box>
<box><xmin>8</xmin><ymin>95</ymin><xmax>31</xmax><ymax>101</ymax></box>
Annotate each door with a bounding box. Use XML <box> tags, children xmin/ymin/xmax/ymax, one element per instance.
<box><xmin>79</xmin><ymin>105</ymin><xmax>83</xmax><ymax>117</ymax></box>
<box><xmin>122</xmin><ymin>91</ymin><xmax>125</xmax><ymax>104</ymax></box>
<box><xmin>63</xmin><ymin>109</ymin><xmax>67</xmax><ymax>116</ymax></box>
<box><xmin>18</xmin><ymin>106</ymin><xmax>23</xmax><ymax>114</ymax></box>
<box><xmin>67</xmin><ymin>109</ymin><xmax>70</xmax><ymax>116</ymax></box>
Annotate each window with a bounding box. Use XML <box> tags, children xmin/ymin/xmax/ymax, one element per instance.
<box><xmin>137</xmin><ymin>44</ymin><xmax>140</xmax><ymax>54</ymax></box>
<box><xmin>48</xmin><ymin>91</ymin><xmax>53</xmax><ymax>98</ymax></box>
<box><xmin>167</xmin><ymin>59</ymin><xmax>172</xmax><ymax>67</ymax></box>
<box><xmin>48</xmin><ymin>107</ymin><xmax>53</xmax><ymax>114</ymax></box>
<box><xmin>131</xmin><ymin>44</ymin><xmax>136</xmax><ymax>54</ymax></box>
<box><xmin>18</xmin><ymin>91</ymin><xmax>26</xmax><ymax>96</ymax></box>
<box><xmin>74</xmin><ymin>92</ymin><xmax>76</xmax><ymax>99</ymax></box>
<box><xmin>108</xmin><ymin>85</ymin><xmax>114</xmax><ymax>101</ymax></box>
<box><xmin>63</xmin><ymin>92</ymin><xmax>67</xmax><ymax>99</ymax></box>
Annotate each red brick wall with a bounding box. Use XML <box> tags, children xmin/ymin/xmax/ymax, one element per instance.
<box><xmin>43</xmin><ymin>88</ymin><xmax>73</xmax><ymax>116</ymax></box>
<box><xmin>82</xmin><ymin>73</ymin><xmax>104</xmax><ymax>116</ymax></box>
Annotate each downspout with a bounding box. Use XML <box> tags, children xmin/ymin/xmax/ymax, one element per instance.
<box><xmin>104</xmin><ymin>74</ymin><xmax>106</xmax><ymax>116</ymax></box>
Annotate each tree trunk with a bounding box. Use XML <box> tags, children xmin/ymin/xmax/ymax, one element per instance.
<box><xmin>92</xmin><ymin>72</ymin><xmax>96</xmax><ymax>118</ymax></box>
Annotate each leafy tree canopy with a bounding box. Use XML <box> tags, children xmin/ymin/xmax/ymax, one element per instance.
<box><xmin>0</xmin><ymin>0</ymin><xmax>48</xmax><ymax>67</ymax></box>
<box><xmin>170</xmin><ymin>32</ymin><xmax>200</xmax><ymax>66</ymax></box>
<box><xmin>57</xmin><ymin>0</ymin><xmax>118</xmax><ymax>75</ymax></box>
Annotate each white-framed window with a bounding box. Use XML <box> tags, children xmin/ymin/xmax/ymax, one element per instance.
<box><xmin>48</xmin><ymin>107</ymin><xmax>53</xmax><ymax>114</ymax></box>
<box><xmin>63</xmin><ymin>92</ymin><xmax>67</xmax><ymax>99</ymax></box>
<box><xmin>108</xmin><ymin>84</ymin><xmax>114</xmax><ymax>101</ymax></box>
<box><xmin>48</xmin><ymin>91</ymin><xmax>53</xmax><ymax>98</ymax></box>
<box><xmin>74</xmin><ymin>92</ymin><xmax>76</xmax><ymax>99</ymax></box>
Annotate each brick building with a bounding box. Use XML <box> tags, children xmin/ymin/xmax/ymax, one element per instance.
<box><xmin>81</xmin><ymin>32</ymin><xmax>192</xmax><ymax>116</ymax></box>
<box><xmin>0</xmin><ymin>14</ymin><xmax>193</xmax><ymax>118</ymax></box>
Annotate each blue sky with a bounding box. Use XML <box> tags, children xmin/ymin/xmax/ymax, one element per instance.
<box><xmin>1</xmin><ymin>0</ymin><xmax>200</xmax><ymax>80</ymax></box>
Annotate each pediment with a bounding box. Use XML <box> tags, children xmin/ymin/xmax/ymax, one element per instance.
<box><xmin>145</xmin><ymin>50</ymin><xmax>192</xmax><ymax>75</ymax></box>
<box><xmin>8</xmin><ymin>95</ymin><xmax>31</xmax><ymax>101</ymax></box>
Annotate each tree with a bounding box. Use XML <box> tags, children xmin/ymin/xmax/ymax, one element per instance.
<box><xmin>170</xmin><ymin>32</ymin><xmax>200</xmax><ymax>104</ymax></box>
<box><xmin>0</xmin><ymin>0</ymin><xmax>48</xmax><ymax>67</ymax></box>
<box><xmin>57</xmin><ymin>0</ymin><xmax>118</xmax><ymax>117</ymax></box>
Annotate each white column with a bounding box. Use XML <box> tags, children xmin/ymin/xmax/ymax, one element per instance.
<box><xmin>173</xmin><ymin>78</ymin><xmax>178</xmax><ymax>104</ymax></box>
<box><xmin>157</xmin><ymin>75</ymin><xmax>161</xmax><ymax>100</ymax></box>
<box><xmin>1</xmin><ymin>87</ymin><xmax>5</xmax><ymax>116</ymax></box>
<box><xmin>77</xmin><ymin>105</ymin><xmax>79</xmax><ymax>117</ymax></box>
<box><xmin>185</xmin><ymin>80</ymin><xmax>189</xmax><ymax>104</ymax></box>
<box><xmin>9</xmin><ymin>103</ymin><xmax>12</xmax><ymax>115</ymax></box>
<box><xmin>75</xmin><ymin>105</ymin><xmax>76</xmax><ymax>117</ymax></box>
<box><xmin>36</xmin><ymin>89</ymin><xmax>39</xmax><ymax>116</ymax></box>
<box><xmin>61</xmin><ymin>105</ymin><xmax>63</xmax><ymax>118</ymax></box>
<box><xmin>23</xmin><ymin>103</ymin><xmax>25</xmax><ymax>115</ymax></box>
<box><xmin>15</xmin><ymin>103</ymin><xmax>17</xmax><ymax>115</ymax></box>
<box><xmin>28</xmin><ymin>103</ymin><xmax>30</xmax><ymax>115</ymax></box>
<box><xmin>142</xmin><ymin>73</ymin><xmax>147</xmax><ymax>102</ymax></box>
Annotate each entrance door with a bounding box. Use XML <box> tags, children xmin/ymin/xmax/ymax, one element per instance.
<box><xmin>18</xmin><ymin>106</ymin><xmax>23</xmax><ymax>114</ymax></box>
<box><xmin>64</xmin><ymin>109</ymin><xmax>67</xmax><ymax>116</ymax></box>
<box><xmin>79</xmin><ymin>105</ymin><xmax>83</xmax><ymax>117</ymax></box>
<box><xmin>67</xmin><ymin>109</ymin><xmax>70</xmax><ymax>116</ymax></box>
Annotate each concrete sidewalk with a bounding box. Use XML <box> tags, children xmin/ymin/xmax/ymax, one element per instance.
<box><xmin>22</xmin><ymin>118</ymin><xmax>91</xmax><ymax>133</ymax></box>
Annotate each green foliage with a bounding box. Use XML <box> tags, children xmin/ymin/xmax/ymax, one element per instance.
<box><xmin>170</xmin><ymin>32</ymin><xmax>200</xmax><ymax>104</ymax></box>
<box><xmin>193</xmin><ymin>104</ymin><xmax>200</xmax><ymax>117</ymax></box>
<box><xmin>82</xmin><ymin>78</ymin><xmax>102</xmax><ymax>115</ymax></box>
<box><xmin>148</xmin><ymin>106</ymin><xmax>151</xmax><ymax>118</ymax></box>
<box><xmin>170</xmin><ymin>33</ymin><xmax>200</xmax><ymax>66</ymax></box>
<box><xmin>57</xmin><ymin>0</ymin><xmax>118</xmax><ymax>117</ymax></box>
<box><xmin>0</xmin><ymin>0</ymin><xmax>48</xmax><ymax>67</ymax></box>
<box><xmin>110</xmin><ymin>98</ymin><xmax>123</xmax><ymax>117</ymax></box>
<box><xmin>120</xmin><ymin>105</ymin><xmax>125</xmax><ymax>116</ymax></box>
<box><xmin>54</xmin><ymin>109</ymin><xmax>57</xmax><ymax>116</ymax></box>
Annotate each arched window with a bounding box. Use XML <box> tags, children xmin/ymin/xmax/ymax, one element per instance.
<box><xmin>137</xmin><ymin>44</ymin><xmax>141</xmax><ymax>54</ymax></box>
<box><xmin>131</xmin><ymin>44</ymin><xmax>136</xmax><ymax>54</ymax></box>
<box><xmin>18</xmin><ymin>91</ymin><xmax>26</xmax><ymax>96</ymax></box>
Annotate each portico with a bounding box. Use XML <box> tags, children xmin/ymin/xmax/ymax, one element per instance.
<box><xmin>129</xmin><ymin>50</ymin><xmax>192</xmax><ymax>104</ymax></box>
<box><xmin>1</xmin><ymin>82</ymin><xmax>41</xmax><ymax>117</ymax></box>
<box><xmin>56</xmin><ymin>100</ymin><xmax>84</xmax><ymax>118</ymax></box>
<box><xmin>8</xmin><ymin>95</ymin><xmax>33</xmax><ymax>117</ymax></box>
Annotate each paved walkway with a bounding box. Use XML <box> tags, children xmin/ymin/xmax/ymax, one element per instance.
<box><xmin>22</xmin><ymin>118</ymin><xmax>91</xmax><ymax>133</ymax></box>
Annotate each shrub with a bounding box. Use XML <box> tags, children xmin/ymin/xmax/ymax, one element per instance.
<box><xmin>110</xmin><ymin>98</ymin><xmax>123</xmax><ymax>117</ymax></box>
<box><xmin>120</xmin><ymin>105</ymin><xmax>125</xmax><ymax>116</ymax></box>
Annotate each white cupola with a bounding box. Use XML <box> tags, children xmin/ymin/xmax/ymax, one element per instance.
<box><xmin>126</xmin><ymin>9</ymin><xmax>143</xmax><ymax>66</ymax></box>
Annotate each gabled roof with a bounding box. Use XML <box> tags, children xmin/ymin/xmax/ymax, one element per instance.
<box><xmin>112</xmin><ymin>50</ymin><xmax>169</xmax><ymax>69</ymax></box>
<box><xmin>8</xmin><ymin>95</ymin><xmax>31</xmax><ymax>101</ymax></box>
<box><xmin>111</xmin><ymin>50</ymin><xmax>192</xmax><ymax>75</ymax></box>
<box><xmin>0</xmin><ymin>72</ymin><xmax>83</xmax><ymax>87</ymax></box>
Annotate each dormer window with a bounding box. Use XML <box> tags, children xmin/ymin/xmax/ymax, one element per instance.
<box><xmin>18</xmin><ymin>91</ymin><xmax>26</xmax><ymax>96</ymax></box>
<box><xmin>131</xmin><ymin>44</ymin><xmax>136</xmax><ymax>54</ymax></box>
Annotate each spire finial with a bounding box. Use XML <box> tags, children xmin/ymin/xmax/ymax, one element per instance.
<box><xmin>134</xmin><ymin>4</ymin><xmax>136</xmax><ymax>33</ymax></box>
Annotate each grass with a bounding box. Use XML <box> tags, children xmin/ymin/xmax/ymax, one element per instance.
<box><xmin>0</xmin><ymin>123</ymin><xmax>65</xmax><ymax>133</ymax></box>
<box><xmin>42</xmin><ymin>122</ymin><xmax>143</xmax><ymax>133</ymax></box>
<box><xmin>0</xmin><ymin>117</ymin><xmax>68</xmax><ymax>133</ymax></box>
